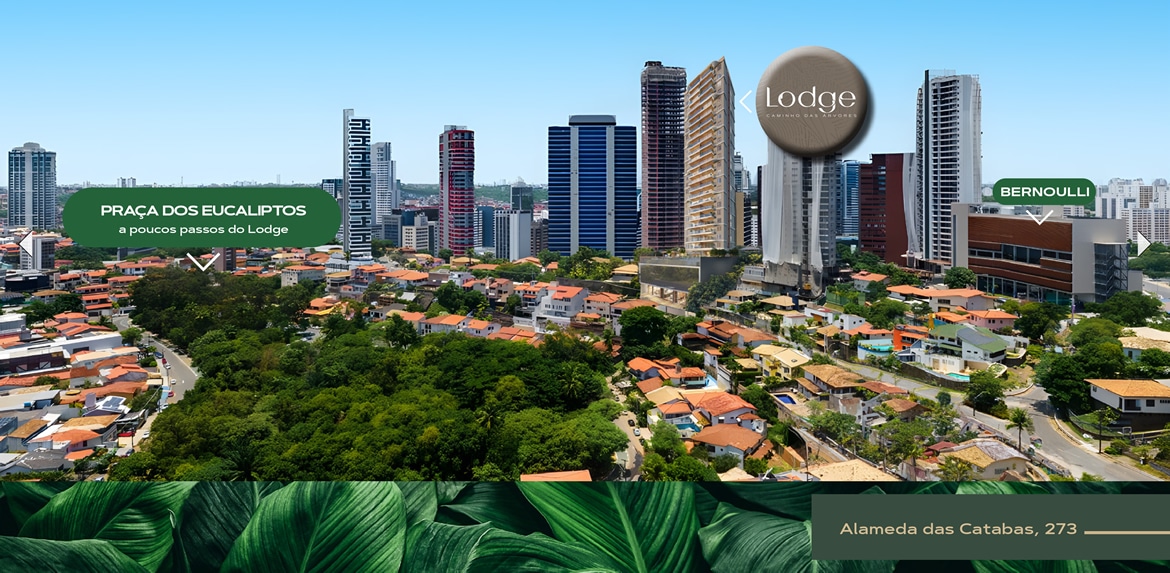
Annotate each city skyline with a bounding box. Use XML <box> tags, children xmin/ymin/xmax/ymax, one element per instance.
<box><xmin>2</xmin><ymin>1</ymin><xmax>1167</xmax><ymax>186</ymax></box>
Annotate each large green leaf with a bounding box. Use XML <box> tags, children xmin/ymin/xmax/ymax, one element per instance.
<box><xmin>19</xmin><ymin>481</ymin><xmax>195</xmax><ymax>572</ymax></box>
<box><xmin>0</xmin><ymin>536</ymin><xmax>150</xmax><ymax>573</ymax></box>
<box><xmin>1095</xmin><ymin>561</ymin><xmax>1170</xmax><ymax>573</ymax></box>
<box><xmin>220</xmin><ymin>481</ymin><xmax>406</xmax><ymax>573</ymax></box>
<box><xmin>693</xmin><ymin>484</ymin><xmax>720</xmax><ymax>526</ymax></box>
<box><xmin>402</xmin><ymin>521</ymin><xmax>623</xmax><ymax>573</ymax></box>
<box><xmin>401</xmin><ymin>481</ymin><xmax>465</xmax><ymax>530</ymax></box>
<box><xmin>437</xmin><ymin>481</ymin><xmax>551</xmax><ymax>536</ymax></box>
<box><xmin>973</xmin><ymin>561</ymin><xmax>1097</xmax><ymax>573</ymax></box>
<box><xmin>956</xmin><ymin>482</ymin><xmax>1048</xmax><ymax>495</ymax></box>
<box><xmin>698</xmin><ymin>502</ymin><xmax>897</xmax><ymax>573</ymax></box>
<box><xmin>695</xmin><ymin>482</ymin><xmax>875</xmax><ymax>521</ymax></box>
<box><xmin>173</xmin><ymin>481</ymin><xmax>283</xmax><ymax>573</ymax></box>
<box><xmin>467</xmin><ymin>530</ymin><xmax>625</xmax><ymax>572</ymax></box>
<box><xmin>517</xmin><ymin>481</ymin><xmax>702</xmax><ymax>573</ymax></box>
<box><xmin>0</xmin><ymin>482</ymin><xmax>73</xmax><ymax>536</ymax></box>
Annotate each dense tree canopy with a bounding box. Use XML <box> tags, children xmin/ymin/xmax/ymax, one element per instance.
<box><xmin>1086</xmin><ymin>291</ymin><xmax>1164</xmax><ymax>327</ymax></box>
<box><xmin>113</xmin><ymin>269</ymin><xmax>632</xmax><ymax>482</ymax></box>
<box><xmin>618</xmin><ymin>306</ymin><xmax>670</xmax><ymax>349</ymax></box>
<box><xmin>943</xmin><ymin>267</ymin><xmax>977</xmax><ymax>289</ymax></box>
<box><xmin>1014</xmin><ymin>302</ymin><xmax>1068</xmax><ymax>341</ymax></box>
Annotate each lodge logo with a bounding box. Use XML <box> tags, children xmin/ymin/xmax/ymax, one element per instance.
<box><xmin>756</xmin><ymin>46</ymin><xmax>869</xmax><ymax>156</ymax></box>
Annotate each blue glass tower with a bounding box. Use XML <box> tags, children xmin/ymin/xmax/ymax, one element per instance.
<box><xmin>548</xmin><ymin>115</ymin><xmax>638</xmax><ymax>259</ymax></box>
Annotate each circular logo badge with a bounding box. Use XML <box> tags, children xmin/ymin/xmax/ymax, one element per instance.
<box><xmin>755</xmin><ymin>46</ymin><xmax>869</xmax><ymax>156</ymax></box>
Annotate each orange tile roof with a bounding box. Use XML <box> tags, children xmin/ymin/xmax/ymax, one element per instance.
<box><xmin>802</xmin><ymin>364</ymin><xmax>865</xmax><ymax>389</ymax></box>
<box><xmin>966</xmin><ymin>309</ymin><xmax>1018</xmax><ymax>320</ymax></box>
<box><xmin>883</xmin><ymin>398</ymin><xmax>923</xmax><ymax>413</ymax></box>
<box><xmin>519</xmin><ymin>470</ymin><xmax>591</xmax><ymax>481</ymax></box>
<box><xmin>691</xmin><ymin>392</ymin><xmax>756</xmax><ymax>416</ymax></box>
<box><xmin>662</xmin><ymin>367</ymin><xmax>706</xmax><ymax>380</ymax></box>
<box><xmin>585</xmin><ymin>292</ymin><xmax>623</xmax><ymax>304</ymax></box>
<box><xmin>1086</xmin><ymin>379</ymin><xmax>1170</xmax><ymax>399</ymax></box>
<box><xmin>934</xmin><ymin>311</ymin><xmax>969</xmax><ymax>324</ymax></box>
<box><xmin>31</xmin><ymin>429</ymin><xmax>100</xmax><ymax>444</ymax></box>
<box><xmin>59</xmin><ymin>381</ymin><xmax>146</xmax><ymax>404</ymax></box>
<box><xmin>636</xmin><ymin>377</ymin><xmax>664</xmax><ymax>394</ymax></box>
<box><xmin>691</xmin><ymin>424</ymin><xmax>764</xmax><ymax>452</ymax></box>
<box><xmin>425</xmin><ymin>314</ymin><xmax>466</xmax><ymax>326</ymax></box>
<box><xmin>0</xmin><ymin>370</ymin><xmax>71</xmax><ymax>387</ymax></box>
<box><xmin>627</xmin><ymin>358</ymin><xmax>660</xmax><ymax>373</ymax></box>
<box><xmin>659</xmin><ymin>401</ymin><xmax>694</xmax><ymax>415</ymax></box>
<box><xmin>552</xmin><ymin>286</ymin><xmax>584</xmax><ymax>301</ymax></box>
<box><xmin>612</xmin><ymin>299</ymin><xmax>656</xmax><ymax>311</ymax></box>
<box><xmin>858</xmin><ymin>381</ymin><xmax>909</xmax><ymax>395</ymax></box>
<box><xmin>851</xmin><ymin>271</ymin><xmax>888</xmax><ymax>282</ymax></box>
<box><xmin>65</xmin><ymin>449</ymin><xmax>95</xmax><ymax>462</ymax></box>
<box><xmin>465</xmin><ymin>320</ymin><xmax>491</xmax><ymax>330</ymax></box>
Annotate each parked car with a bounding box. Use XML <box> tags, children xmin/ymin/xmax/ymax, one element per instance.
<box><xmin>633</xmin><ymin>428</ymin><xmax>641</xmax><ymax>437</ymax></box>
<box><xmin>627</xmin><ymin>419</ymin><xmax>635</xmax><ymax>427</ymax></box>
<box><xmin>142</xmin><ymin>431</ymin><xmax>151</xmax><ymax>439</ymax></box>
<box><xmin>165</xmin><ymin>363</ymin><xmax>172</xmax><ymax>370</ymax></box>
<box><xmin>168</xmin><ymin>390</ymin><xmax>175</xmax><ymax>397</ymax></box>
<box><xmin>153</xmin><ymin>352</ymin><xmax>163</xmax><ymax>358</ymax></box>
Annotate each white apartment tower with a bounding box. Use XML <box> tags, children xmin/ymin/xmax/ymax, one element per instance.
<box><xmin>342</xmin><ymin>109</ymin><xmax>373</xmax><ymax>257</ymax></box>
<box><xmin>915</xmin><ymin>71</ymin><xmax>982</xmax><ymax>267</ymax></box>
<box><xmin>372</xmin><ymin>141</ymin><xmax>398</xmax><ymax>219</ymax></box>
<box><xmin>760</xmin><ymin>141</ymin><xmax>840</xmax><ymax>297</ymax></box>
<box><xmin>8</xmin><ymin>142</ymin><xmax>57</xmax><ymax>230</ymax></box>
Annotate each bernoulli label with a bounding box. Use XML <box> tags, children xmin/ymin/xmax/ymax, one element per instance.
<box><xmin>756</xmin><ymin>46</ymin><xmax>869</xmax><ymax>156</ymax></box>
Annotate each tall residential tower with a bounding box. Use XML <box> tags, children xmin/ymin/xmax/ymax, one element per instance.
<box><xmin>439</xmin><ymin>125</ymin><xmax>475</xmax><ymax>254</ymax></box>
<box><xmin>8</xmin><ymin>142</ymin><xmax>57</xmax><ymax>230</ymax></box>
<box><xmin>342</xmin><ymin>110</ymin><xmax>373</xmax><ymax>257</ymax></box>
<box><xmin>640</xmin><ymin>61</ymin><xmax>687</xmax><ymax>251</ymax></box>
<box><xmin>915</xmin><ymin>71</ymin><xmax>982</xmax><ymax>267</ymax></box>
<box><xmin>372</xmin><ymin>141</ymin><xmax>398</xmax><ymax>220</ymax></box>
<box><xmin>684</xmin><ymin>58</ymin><xmax>736</xmax><ymax>254</ymax></box>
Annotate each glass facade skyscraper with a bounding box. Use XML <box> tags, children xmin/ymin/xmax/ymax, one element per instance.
<box><xmin>8</xmin><ymin>142</ymin><xmax>57</xmax><ymax>230</ymax></box>
<box><xmin>548</xmin><ymin>115</ymin><xmax>638</xmax><ymax>259</ymax></box>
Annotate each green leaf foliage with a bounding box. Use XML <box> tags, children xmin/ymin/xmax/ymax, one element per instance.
<box><xmin>436</xmin><ymin>481</ymin><xmax>552</xmax><ymax>536</ymax></box>
<box><xmin>174</xmin><ymin>481</ymin><xmax>283</xmax><ymax>573</ymax></box>
<box><xmin>0</xmin><ymin>482</ymin><xmax>73</xmax><ymax>536</ymax></box>
<box><xmin>518</xmin><ymin>481</ymin><xmax>703</xmax><ymax>573</ymax></box>
<box><xmin>0</xmin><ymin>537</ymin><xmax>150</xmax><ymax>573</ymax></box>
<box><xmin>972</xmin><ymin>561</ymin><xmax>1098</xmax><ymax>573</ymax></box>
<box><xmin>19</xmin><ymin>482</ymin><xmax>195</xmax><ymax>571</ymax></box>
<box><xmin>698</xmin><ymin>503</ymin><xmax>896</xmax><ymax>573</ymax></box>
<box><xmin>220</xmin><ymin>481</ymin><xmax>406</xmax><ymax>573</ymax></box>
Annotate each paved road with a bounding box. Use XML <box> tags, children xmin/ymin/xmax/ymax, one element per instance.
<box><xmin>114</xmin><ymin>315</ymin><xmax>199</xmax><ymax>403</ymax></box>
<box><xmin>1143</xmin><ymin>278</ymin><xmax>1170</xmax><ymax>312</ymax></box>
<box><xmin>606</xmin><ymin>377</ymin><xmax>644</xmax><ymax>480</ymax></box>
<box><xmin>836</xmin><ymin>361</ymin><xmax>1157</xmax><ymax>481</ymax></box>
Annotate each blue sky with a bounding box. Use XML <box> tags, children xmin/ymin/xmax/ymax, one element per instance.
<box><xmin>4</xmin><ymin>1</ymin><xmax>1167</xmax><ymax>187</ymax></box>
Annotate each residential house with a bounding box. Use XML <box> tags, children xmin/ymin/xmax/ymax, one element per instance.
<box><xmin>58</xmin><ymin>381</ymin><xmax>147</xmax><ymax>405</ymax></box>
<box><xmin>661</xmin><ymin>364</ymin><xmax>707</xmax><ymax>389</ymax></box>
<box><xmin>750</xmin><ymin>345</ymin><xmax>811</xmax><ymax>381</ymax></box>
<box><xmin>423</xmin><ymin>314</ymin><xmax>467</xmax><ymax>335</ymax></box>
<box><xmin>690</xmin><ymin>424</ymin><xmax>767</xmax><ymax>468</ymax></box>
<box><xmin>923</xmin><ymin>323</ymin><xmax>1008</xmax><ymax>369</ymax></box>
<box><xmin>880</xmin><ymin>398</ymin><xmax>927</xmax><ymax>421</ymax></box>
<box><xmin>0</xmin><ymin>449</ymin><xmax>70</xmax><ymax>476</ymax></box>
<box><xmin>929</xmin><ymin>439</ymin><xmax>1029</xmax><ymax>481</ymax></box>
<box><xmin>5</xmin><ymin>418</ymin><xmax>49</xmax><ymax>451</ymax></box>
<box><xmin>281</xmin><ymin>265</ymin><xmax>326</xmax><ymax>288</ymax></box>
<box><xmin>808</xmin><ymin>459</ymin><xmax>897</xmax><ymax>482</ymax></box>
<box><xmin>0</xmin><ymin>385</ymin><xmax>60</xmax><ymax>412</ymax></box>
<box><xmin>627</xmin><ymin>358</ymin><xmax>665</xmax><ymax>380</ymax></box>
<box><xmin>487</xmin><ymin>278</ymin><xmax>514</xmax><ymax>303</ymax></box>
<box><xmin>462</xmin><ymin>319</ymin><xmax>499</xmax><ymax>338</ymax></box>
<box><xmin>852</xmin><ymin>271</ymin><xmax>888</xmax><ymax>291</ymax></box>
<box><xmin>1119</xmin><ymin>337</ymin><xmax>1170</xmax><ymax>362</ymax></box>
<box><xmin>536</xmin><ymin>286</ymin><xmax>589</xmax><ymax>326</ymax></box>
<box><xmin>1087</xmin><ymin>378</ymin><xmax>1170</xmax><ymax>431</ymax></box>
<box><xmin>732</xmin><ymin>328</ymin><xmax>775</xmax><ymax>350</ymax></box>
<box><xmin>885</xmin><ymin>285</ymin><xmax>994</xmax><ymax>313</ymax></box>
<box><xmin>514</xmin><ymin>282</ymin><xmax>552</xmax><ymax>311</ymax></box>
<box><xmin>57</xmin><ymin>414</ymin><xmax>121</xmax><ymax>443</ymax></box>
<box><xmin>689</xmin><ymin>391</ymin><xmax>762</xmax><ymax>432</ymax></box>
<box><xmin>801</xmin><ymin>364</ymin><xmax>865</xmax><ymax>397</ymax></box>
<box><xmin>965</xmin><ymin>309</ymin><xmax>1018</xmax><ymax>332</ymax></box>
<box><xmin>835</xmin><ymin>314</ymin><xmax>868</xmax><ymax>332</ymax></box>
<box><xmin>30</xmin><ymin>290</ymin><xmax>71</xmax><ymax>304</ymax></box>
<box><xmin>27</xmin><ymin>428</ymin><xmax>102</xmax><ymax>453</ymax></box>
<box><xmin>486</xmin><ymin>327</ymin><xmax>538</xmax><ymax>344</ymax></box>
<box><xmin>892</xmin><ymin>325</ymin><xmax>929</xmax><ymax>352</ymax></box>
<box><xmin>583</xmin><ymin>292</ymin><xmax>623</xmax><ymax>320</ymax></box>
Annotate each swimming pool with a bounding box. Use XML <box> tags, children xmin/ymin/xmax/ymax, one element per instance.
<box><xmin>946</xmin><ymin>373</ymin><xmax>970</xmax><ymax>382</ymax></box>
<box><xmin>676</xmin><ymin>423</ymin><xmax>701</xmax><ymax>433</ymax></box>
<box><xmin>777</xmin><ymin>395</ymin><xmax>796</xmax><ymax>405</ymax></box>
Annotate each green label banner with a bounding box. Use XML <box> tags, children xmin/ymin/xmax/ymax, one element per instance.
<box><xmin>61</xmin><ymin>187</ymin><xmax>342</xmax><ymax>247</ymax></box>
<box><xmin>814</xmin><ymin>494</ymin><xmax>1170</xmax><ymax>560</ymax></box>
<box><xmin>992</xmin><ymin>178</ymin><xmax>1096</xmax><ymax>206</ymax></box>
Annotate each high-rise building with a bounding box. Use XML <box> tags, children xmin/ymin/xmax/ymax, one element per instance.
<box><xmin>18</xmin><ymin>233</ymin><xmax>56</xmax><ymax>271</ymax></box>
<box><xmin>439</xmin><ymin>126</ymin><xmax>475</xmax><ymax>254</ymax></box>
<box><xmin>494</xmin><ymin>210</ymin><xmax>533</xmax><ymax>261</ymax></box>
<box><xmin>511</xmin><ymin>179</ymin><xmax>534</xmax><ymax>211</ymax></box>
<box><xmin>1124</xmin><ymin>208</ymin><xmax>1170</xmax><ymax>246</ymax></box>
<box><xmin>684</xmin><ymin>58</ymin><xmax>736</xmax><ymax>254</ymax></box>
<box><xmin>759</xmin><ymin>142</ymin><xmax>839</xmax><ymax>297</ymax></box>
<box><xmin>342</xmin><ymin>109</ymin><xmax>373</xmax><ymax>257</ymax></box>
<box><xmin>732</xmin><ymin>152</ymin><xmax>754</xmax><ymax>246</ymax></box>
<box><xmin>547</xmin><ymin>115</ymin><xmax>638</xmax><ymax>259</ymax></box>
<box><xmin>117</xmin><ymin>177</ymin><xmax>136</xmax><ymax>188</ymax></box>
<box><xmin>640</xmin><ymin>61</ymin><xmax>687</xmax><ymax>251</ymax></box>
<box><xmin>859</xmin><ymin>153</ymin><xmax>917</xmax><ymax>264</ymax></box>
<box><xmin>321</xmin><ymin>178</ymin><xmax>344</xmax><ymax>242</ymax></box>
<box><xmin>531</xmin><ymin>218</ymin><xmax>549</xmax><ymax>257</ymax></box>
<box><xmin>837</xmin><ymin>160</ymin><xmax>861</xmax><ymax>237</ymax></box>
<box><xmin>213</xmin><ymin>247</ymin><xmax>238</xmax><ymax>272</ymax></box>
<box><xmin>474</xmin><ymin>205</ymin><xmax>495</xmax><ymax>249</ymax></box>
<box><xmin>915</xmin><ymin>71</ymin><xmax>982</xmax><ymax>267</ymax></box>
<box><xmin>372</xmin><ymin>142</ymin><xmax>398</xmax><ymax>220</ymax></box>
<box><xmin>8</xmin><ymin>142</ymin><xmax>57</xmax><ymax>230</ymax></box>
